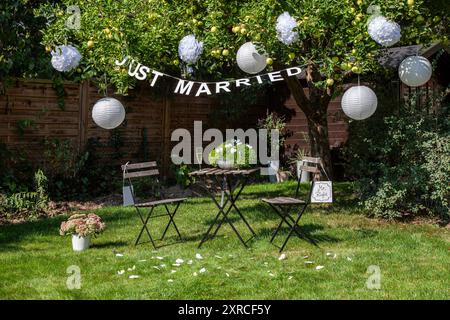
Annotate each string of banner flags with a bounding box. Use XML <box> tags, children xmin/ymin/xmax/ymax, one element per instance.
<box><xmin>114</xmin><ymin>55</ymin><xmax>305</xmax><ymax>97</ymax></box>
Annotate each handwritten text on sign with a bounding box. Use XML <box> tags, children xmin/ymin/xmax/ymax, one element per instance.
<box><xmin>115</xmin><ymin>56</ymin><xmax>302</xmax><ymax>97</ymax></box>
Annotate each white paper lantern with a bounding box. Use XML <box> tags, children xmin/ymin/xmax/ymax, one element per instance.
<box><xmin>236</xmin><ymin>42</ymin><xmax>267</xmax><ymax>74</ymax></box>
<box><xmin>398</xmin><ymin>56</ymin><xmax>432</xmax><ymax>87</ymax></box>
<box><xmin>51</xmin><ymin>45</ymin><xmax>81</xmax><ymax>72</ymax></box>
<box><xmin>92</xmin><ymin>98</ymin><xmax>125</xmax><ymax>129</ymax></box>
<box><xmin>341</xmin><ymin>86</ymin><xmax>378</xmax><ymax>120</ymax></box>
<box><xmin>367</xmin><ymin>16</ymin><xmax>401</xmax><ymax>47</ymax></box>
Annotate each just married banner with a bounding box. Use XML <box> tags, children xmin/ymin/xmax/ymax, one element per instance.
<box><xmin>115</xmin><ymin>56</ymin><xmax>304</xmax><ymax>97</ymax></box>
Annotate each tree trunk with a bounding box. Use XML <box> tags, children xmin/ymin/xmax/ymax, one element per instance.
<box><xmin>307</xmin><ymin>114</ymin><xmax>333</xmax><ymax>179</ymax></box>
<box><xmin>284</xmin><ymin>65</ymin><xmax>334</xmax><ymax>178</ymax></box>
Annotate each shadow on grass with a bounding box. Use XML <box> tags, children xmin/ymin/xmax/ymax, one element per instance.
<box><xmin>259</xmin><ymin>223</ymin><xmax>341</xmax><ymax>248</ymax></box>
<box><xmin>91</xmin><ymin>240</ymin><xmax>128</xmax><ymax>249</ymax></box>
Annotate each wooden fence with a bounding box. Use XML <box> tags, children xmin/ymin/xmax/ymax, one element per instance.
<box><xmin>0</xmin><ymin>78</ymin><xmax>349</xmax><ymax>175</ymax></box>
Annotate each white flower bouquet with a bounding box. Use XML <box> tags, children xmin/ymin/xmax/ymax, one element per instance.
<box><xmin>208</xmin><ymin>139</ymin><xmax>257</xmax><ymax>169</ymax></box>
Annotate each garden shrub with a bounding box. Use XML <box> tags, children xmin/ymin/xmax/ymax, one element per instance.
<box><xmin>1</xmin><ymin>169</ymin><xmax>49</xmax><ymax>218</ymax></box>
<box><xmin>345</xmin><ymin>85</ymin><xmax>450</xmax><ymax>220</ymax></box>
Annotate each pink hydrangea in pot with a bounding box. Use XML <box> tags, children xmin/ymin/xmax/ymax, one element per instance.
<box><xmin>60</xmin><ymin>214</ymin><xmax>106</xmax><ymax>251</ymax></box>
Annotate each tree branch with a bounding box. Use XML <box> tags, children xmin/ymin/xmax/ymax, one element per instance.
<box><xmin>283</xmin><ymin>73</ymin><xmax>314</xmax><ymax>118</ymax></box>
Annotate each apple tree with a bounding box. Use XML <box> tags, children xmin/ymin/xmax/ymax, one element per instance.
<box><xmin>38</xmin><ymin>0</ymin><xmax>448</xmax><ymax>175</ymax></box>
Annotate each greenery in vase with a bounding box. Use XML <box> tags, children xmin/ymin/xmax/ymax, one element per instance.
<box><xmin>208</xmin><ymin>139</ymin><xmax>257</xmax><ymax>168</ymax></box>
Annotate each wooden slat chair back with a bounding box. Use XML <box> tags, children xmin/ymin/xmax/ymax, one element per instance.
<box><xmin>262</xmin><ymin>157</ymin><xmax>323</xmax><ymax>252</ymax></box>
<box><xmin>122</xmin><ymin>161</ymin><xmax>161</xmax><ymax>204</ymax></box>
<box><xmin>121</xmin><ymin>161</ymin><xmax>186</xmax><ymax>249</ymax></box>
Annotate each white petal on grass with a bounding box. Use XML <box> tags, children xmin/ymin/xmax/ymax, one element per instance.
<box><xmin>167</xmin><ymin>279</ymin><xmax>174</xmax><ymax>283</ymax></box>
<box><xmin>129</xmin><ymin>275</ymin><xmax>140</xmax><ymax>279</ymax></box>
<box><xmin>187</xmin><ymin>260</ymin><xmax>193</xmax><ymax>265</ymax></box>
<box><xmin>217</xmin><ymin>266</ymin><xmax>222</xmax><ymax>270</ymax></box>
<box><xmin>173</xmin><ymin>263</ymin><xmax>181</xmax><ymax>267</ymax></box>
<box><xmin>315</xmin><ymin>265</ymin><xmax>324</xmax><ymax>270</ymax></box>
<box><xmin>225</xmin><ymin>273</ymin><xmax>230</xmax><ymax>277</ymax></box>
<box><xmin>302</xmin><ymin>255</ymin><xmax>309</xmax><ymax>259</ymax></box>
<box><xmin>193</xmin><ymin>272</ymin><xmax>198</xmax><ymax>277</ymax></box>
<box><xmin>156</xmin><ymin>256</ymin><xmax>164</xmax><ymax>260</ymax></box>
<box><xmin>160</xmin><ymin>264</ymin><xmax>166</xmax><ymax>268</ymax></box>
<box><xmin>304</xmin><ymin>261</ymin><xmax>314</xmax><ymax>264</ymax></box>
<box><xmin>199</xmin><ymin>268</ymin><xmax>206</xmax><ymax>273</ymax></box>
<box><xmin>117</xmin><ymin>270</ymin><xmax>125</xmax><ymax>275</ymax></box>
<box><xmin>171</xmin><ymin>270</ymin><xmax>177</xmax><ymax>273</ymax></box>
<box><xmin>127</xmin><ymin>265</ymin><xmax>136</xmax><ymax>271</ymax></box>
<box><xmin>115</xmin><ymin>253</ymin><xmax>124</xmax><ymax>257</ymax></box>
<box><xmin>138</xmin><ymin>259</ymin><xmax>147</xmax><ymax>262</ymax></box>
<box><xmin>195</xmin><ymin>253</ymin><xmax>203</xmax><ymax>260</ymax></box>
<box><xmin>347</xmin><ymin>257</ymin><xmax>353</xmax><ymax>261</ymax></box>
<box><xmin>278</xmin><ymin>253</ymin><xmax>286</xmax><ymax>261</ymax></box>
<box><xmin>326</xmin><ymin>252</ymin><xmax>332</xmax><ymax>256</ymax></box>
<box><xmin>333</xmin><ymin>254</ymin><xmax>337</xmax><ymax>259</ymax></box>
<box><xmin>215</xmin><ymin>255</ymin><xmax>223</xmax><ymax>259</ymax></box>
<box><xmin>152</xmin><ymin>266</ymin><xmax>160</xmax><ymax>270</ymax></box>
<box><xmin>175</xmin><ymin>258</ymin><xmax>184</xmax><ymax>264</ymax></box>
<box><xmin>268</xmin><ymin>273</ymin><xmax>275</xmax><ymax>277</ymax></box>
<box><xmin>288</xmin><ymin>276</ymin><xmax>293</xmax><ymax>280</ymax></box>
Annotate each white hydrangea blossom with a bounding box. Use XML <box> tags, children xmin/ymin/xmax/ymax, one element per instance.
<box><xmin>51</xmin><ymin>45</ymin><xmax>81</xmax><ymax>72</ymax></box>
<box><xmin>368</xmin><ymin>16</ymin><xmax>401</xmax><ymax>47</ymax></box>
<box><xmin>276</xmin><ymin>12</ymin><xmax>298</xmax><ymax>45</ymax></box>
<box><xmin>178</xmin><ymin>35</ymin><xmax>204</xmax><ymax>64</ymax></box>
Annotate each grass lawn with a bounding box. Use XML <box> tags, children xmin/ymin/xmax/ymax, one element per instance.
<box><xmin>0</xmin><ymin>182</ymin><xmax>449</xmax><ymax>299</ymax></box>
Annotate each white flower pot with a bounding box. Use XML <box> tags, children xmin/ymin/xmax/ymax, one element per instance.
<box><xmin>217</xmin><ymin>160</ymin><xmax>237</xmax><ymax>170</ymax></box>
<box><xmin>72</xmin><ymin>234</ymin><xmax>91</xmax><ymax>251</ymax></box>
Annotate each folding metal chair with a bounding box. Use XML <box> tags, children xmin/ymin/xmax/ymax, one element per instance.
<box><xmin>122</xmin><ymin>161</ymin><xmax>186</xmax><ymax>249</ymax></box>
<box><xmin>262</xmin><ymin>157</ymin><xmax>323</xmax><ymax>252</ymax></box>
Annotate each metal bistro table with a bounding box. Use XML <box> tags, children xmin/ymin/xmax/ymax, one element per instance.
<box><xmin>189</xmin><ymin>167</ymin><xmax>260</xmax><ymax>248</ymax></box>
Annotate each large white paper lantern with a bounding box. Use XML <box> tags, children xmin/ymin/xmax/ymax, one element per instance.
<box><xmin>367</xmin><ymin>16</ymin><xmax>401</xmax><ymax>47</ymax></box>
<box><xmin>92</xmin><ymin>98</ymin><xmax>125</xmax><ymax>129</ymax></box>
<box><xmin>398</xmin><ymin>56</ymin><xmax>432</xmax><ymax>87</ymax></box>
<box><xmin>341</xmin><ymin>86</ymin><xmax>378</xmax><ymax>120</ymax></box>
<box><xmin>236</xmin><ymin>42</ymin><xmax>267</xmax><ymax>74</ymax></box>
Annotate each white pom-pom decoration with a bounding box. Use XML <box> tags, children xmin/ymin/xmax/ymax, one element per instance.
<box><xmin>178</xmin><ymin>35</ymin><xmax>204</xmax><ymax>64</ymax></box>
<box><xmin>341</xmin><ymin>86</ymin><xmax>378</xmax><ymax>120</ymax></box>
<box><xmin>276</xmin><ymin>12</ymin><xmax>298</xmax><ymax>45</ymax></box>
<box><xmin>92</xmin><ymin>98</ymin><xmax>126</xmax><ymax>130</ymax></box>
<box><xmin>236</xmin><ymin>42</ymin><xmax>267</xmax><ymax>74</ymax></box>
<box><xmin>368</xmin><ymin>16</ymin><xmax>401</xmax><ymax>47</ymax></box>
<box><xmin>398</xmin><ymin>56</ymin><xmax>432</xmax><ymax>87</ymax></box>
<box><xmin>51</xmin><ymin>45</ymin><xmax>81</xmax><ymax>72</ymax></box>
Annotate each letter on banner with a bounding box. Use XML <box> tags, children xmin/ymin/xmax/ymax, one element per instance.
<box><xmin>150</xmin><ymin>70</ymin><xmax>163</xmax><ymax>87</ymax></box>
<box><xmin>195</xmin><ymin>83</ymin><xmax>212</xmax><ymax>96</ymax></box>
<box><xmin>115</xmin><ymin>56</ymin><xmax>129</xmax><ymax>66</ymax></box>
<box><xmin>128</xmin><ymin>60</ymin><xmax>141</xmax><ymax>77</ymax></box>
<box><xmin>216</xmin><ymin>81</ymin><xmax>231</xmax><ymax>93</ymax></box>
<box><xmin>136</xmin><ymin>66</ymin><xmax>150</xmax><ymax>81</ymax></box>
<box><xmin>235</xmin><ymin>78</ymin><xmax>251</xmax><ymax>87</ymax></box>
<box><xmin>174</xmin><ymin>79</ymin><xmax>194</xmax><ymax>95</ymax></box>
<box><xmin>286</xmin><ymin>67</ymin><xmax>302</xmax><ymax>77</ymax></box>
<box><xmin>268</xmin><ymin>71</ymin><xmax>283</xmax><ymax>82</ymax></box>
